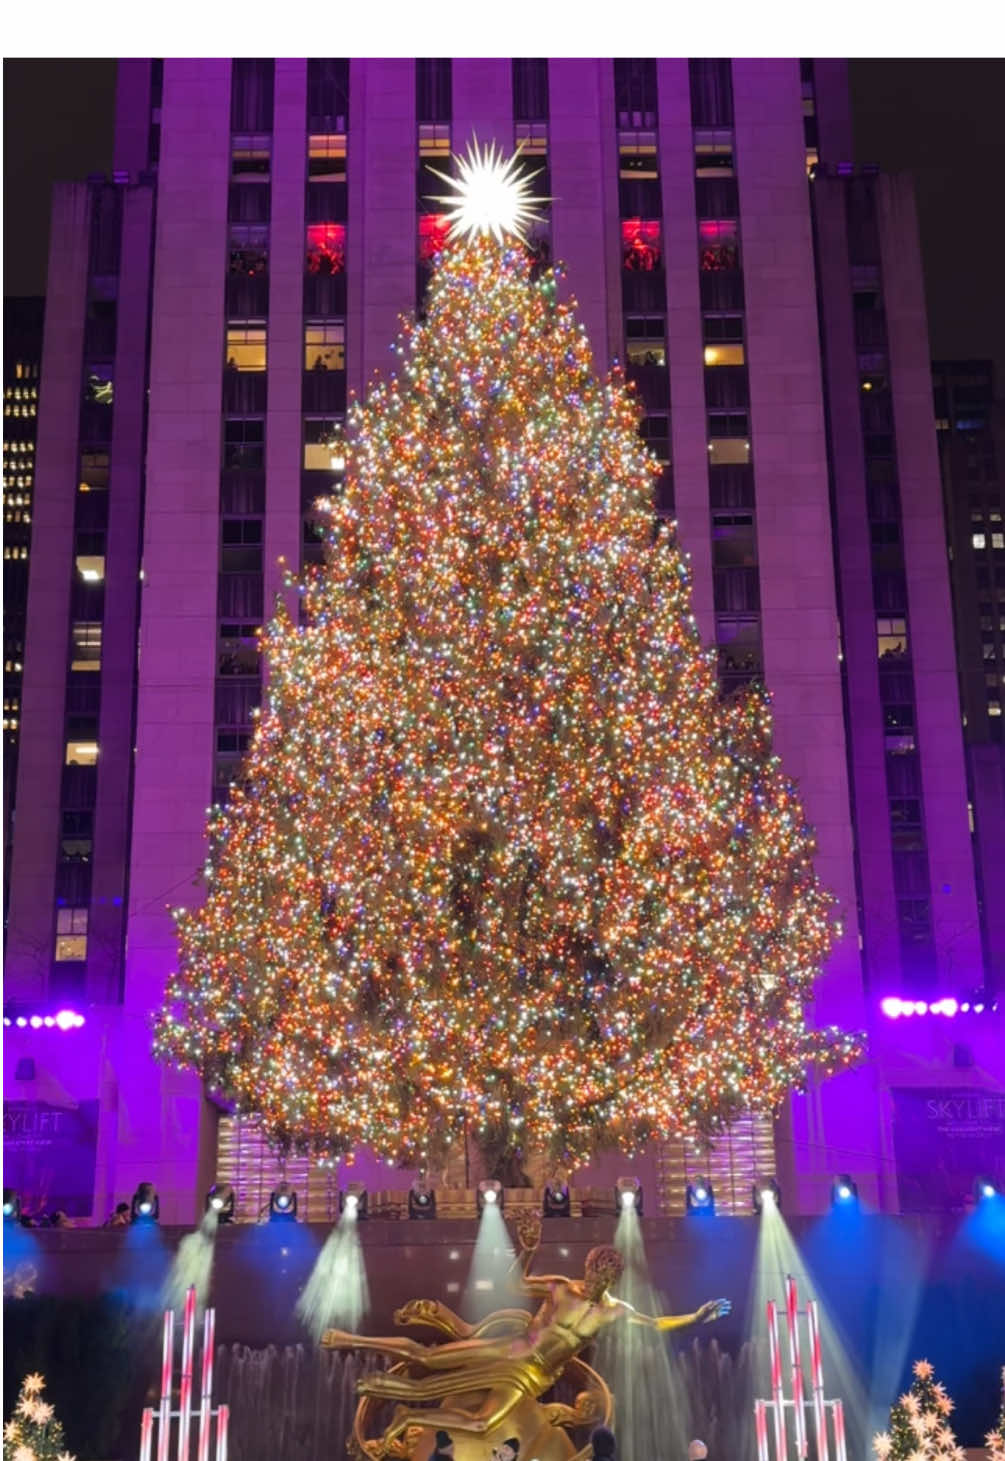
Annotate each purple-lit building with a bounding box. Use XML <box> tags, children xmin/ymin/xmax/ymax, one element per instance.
<box><xmin>5</xmin><ymin>59</ymin><xmax>1002</xmax><ymax>1226</ymax></box>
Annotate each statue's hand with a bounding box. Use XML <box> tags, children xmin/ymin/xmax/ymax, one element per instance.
<box><xmin>696</xmin><ymin>1298</ymin><xmax>731</xmax><ymax>1324</ymax></box>
<box><xmin>515</xmin><ymin>1209</ymin><xmax>542</xmax><ymax>1253</ymax></box>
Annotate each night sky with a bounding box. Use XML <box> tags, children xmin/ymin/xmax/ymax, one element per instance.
<box><xmin>4</xmin><ymin>58</ymin><xmax>1004</xmax><ymax>386</ymax></box>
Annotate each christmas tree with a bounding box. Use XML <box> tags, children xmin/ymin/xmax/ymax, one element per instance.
<box><xmin>987</xmin><ymin>1367</ymin><xmax>1005</xmax><ymax>1460</ymax></box>
<box><xmin>154</xmin><ymin>144</ymin><xmax>860</xmax><ymax>1174</ymax></box>
<box><xmin>3</xmin><ymin>1374</ymin><xmax>74</xmax><ymax>1461</ymax></box>
<box><xmin>873</xmin><ymin>1359</ymin><xmax>965</xmax><ymax>1461</ymax></box>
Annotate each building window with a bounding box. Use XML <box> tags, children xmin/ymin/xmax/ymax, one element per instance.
<box><xmin>621</xmin><ymin>218</ymin><xmax>662</xmax><ymax>272</ymax></box>
<box><xmin>65</xmin><ymin>740</ymin><xmax>99</xmax><ymax>767</ymax></box>
<box><xmin>85</xmin><ymin>368</ymin><xmax>114</xmax><ymax>405</ymax></box>
<box><xmin>306</xmin><ymin>222</ymin><xmax>346</xmax><ymax>275</ymax></box>
<box><xmin>60</xmin><ymin>811</ymin><xmax>93</xmax><ymax>860</ymax></box>
<box><xmin>419</xmin><ymin>213</ymin><xmax>451</xmax><ymax>263</ymax></box>
<box><xmin>513</xmin><ymin>58</ymin><xmax>549</xmax><ymax>124</ymax></box>
<box><xmin>708</xmin><ymin>411</ymin><xmax>748</xmax><ymax>438</ymax></box>
<box><xmin>716</xmin><ymin>615</ymin><xmax>761</xmax><ymax>679</ymax></box>
<box><xmin>219</xmin><ymin>623</ymin><xmax>261</xmax><ymax>678</ymax></box>
<box><xmin>418</xmin><ymin>123</ymin><xmax>451</xmax><ymax>159</ymax></box>
<box><xmin>514</xmin><ymin>121</ymin><xmax>548</xmax><ymax>155</ymax></box>
<box><xmin>695</xmin><ymin>129</ymin><xmax>734</xmax><ymax>177</ymax></box>
<box><xmin>699</xmin><ymin>220</ymin><xmax>739</xmax><ymax>272</ymax></box>
<box><xmin>704</xmin><ymin>343</ymin><xmax>744</xmax><ymax>366</ymax></box>
<box><xmin>307</xmin><ymin>58</ymin><xmax>349</xmax><ymax>131</ymax></box>
<box><xmin>226</xmin><ymin>324</ymin><xmax>267</xmax><ymax>372</ymax></box>
<box><xmin>229</xmin><ymin>222</ymin><xmax>269</xmax><ymax>277</ymax></box>
<box><xmin>308</xmin><ymin>133</ymin><xmax>346</xmax><ymax>182</ymax></box>
<box><xmin>689</xmin><ymin>59</ymin><xmax>734</xmax><ymax>128</ymax></box>
<box><xmin>303</xmin><ymin>416</ymin><xmax>344</xmax><ymax>472</ymax></box>
<box><xmin>625</xmin><ymin>315</ymin><xmax>666</xmax><ymax>367</ymax></box>
<box><xmin>704</xmin><ymin>314</ymin><xmax>744</xmax><ymax>344</ymax></box>
<box><xmin>231</xmin><ymin>59</ymin><xmax>274</xmax><ymax>133</ymax></box>
<box><xmin>232</xmin><ymin>135</ymin><xmax>271</xmax><ymax>180</ymax></box>
<box><xmin>877</xmin><ymin>616</ymin><xmax>908</xmax><ymax>657</ymax></box>
<box><xmin>75</xmin><ymin>554</ymin><xmax>105</xmax><ymax>583</ymax></box>
<box><xmin>708</xmin><ymin>439</ymin><xmax>749</xmax><ymax>467</ymax></box>
<box><xmin>223</xmin><ymin>417</ymin><xmax>265</xmax><ymax>470</ymax></box>
<box><xmin>71</xmin><ymin>622</ymin><xmax>102</xmax><ymax>672</ymax></box>
<box><xmin>614</xmin><ymin>58</ymin><xmax>657</xmax><ymax>129</ymax></box>
<box><xmin>416</xmin><ymin>59</ymin><xmax>452</xmax><ymax>124</ymax></box>
<box><xmin>55</xmin><ymin>907</ymin><xmax>88</xmax><ymax>962</ymax></box>
<box><xmin>304</xmin><ymin>321</ymin><xmax>345</xmax><ymax>373</ymax></box>
<box><xmin>78</xmin><ymin>450</ymin><xmax>109</xmax><ymax>493</ymax></box>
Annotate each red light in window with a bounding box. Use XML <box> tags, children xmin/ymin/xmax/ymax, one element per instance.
<box><xmin>419</xmin><ymin>214</ymin><xmax>451</xmax><ymax>264</ymax></box>
<box><xmin>698</xmin><ymin>219</ymin><xmax>739</xmax><ymax>271</ymax></box>
<box><xmin>621</xmin><ymin>218</ymin><xmax>662</xmax><ymax>271</ymax></box>
<box><xmin>306</xmin><ymin>222</ymin><xmax>346</xmax><ymax>275</ymax></box>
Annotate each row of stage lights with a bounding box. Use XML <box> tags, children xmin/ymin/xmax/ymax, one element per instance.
<box><xmin>6</xmin><ymin>1174</ymin><xmax>1001</xmax><ymax>1228</ymax></box>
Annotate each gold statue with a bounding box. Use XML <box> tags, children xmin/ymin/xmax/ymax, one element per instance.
<box><xmin>322</xmin><ymin>1210</ymin><xmax>730</xmax><ymax>1461</ymax></box>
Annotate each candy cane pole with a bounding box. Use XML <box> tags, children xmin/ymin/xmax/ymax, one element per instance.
<box><xmin>754</xmin><ymin>1399</ymin><xmax>770</xmax><ymax>1461</ymax></box>
<box><xmin>215</xmin><ymin>1405</ymin><xmax>229</xmax><ymax>1461</ymax></box>
<box><xmin>140</xmin><ymin>1408</ymin><xmax>154</xmax><ymax>1461</ymax></box>
<box><xmin>767</xmin><ymin>1300</ymin><xmax>787</xmax><ymax>1461</ymax></box>
<box><xmin>157</xmin><ymin>1308</ymin><xmax>175</xmax><ymax>1461</ymax></box>
<box><xmin>832</xmin><ymin>1399</ymin><xmax>847</xmax><ymax>1461</ymax></box>
<box><xmin>785</xmin><ymin>1276</ymin><xmax>807</xmax><ymax>1460</ymax></box>
<box><xmin>196</xmin><ymin>1306</ymin><xmax>216</xmax><ymax>1461</ymax></box>
<box><xmin>806</xmin><ymin>1300</ymin><xmax>829</xmax><ymax>1461</ymax></box>
<box><xmin>177</xmin><ymin>1286</ymin><xmax>196</xmax><ymax>1461</ymax></box>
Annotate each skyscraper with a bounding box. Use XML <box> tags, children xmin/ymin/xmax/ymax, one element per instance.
<box><xmin>5</xmin><ymin>59</ymin><xmax>999</xmax><ymax>1223</ymax></box>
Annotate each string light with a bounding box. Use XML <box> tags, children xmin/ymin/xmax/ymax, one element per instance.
<box><xmin>154</xmin><ymin>230</ymin><xmax>860</xmax><ymax>1171</ymax></box>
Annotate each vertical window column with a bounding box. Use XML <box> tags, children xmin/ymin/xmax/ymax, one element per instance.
<box><xmin>416</xmin><ymin>59</ymin><xmax>453</xmax><ymax>308</ymax></box>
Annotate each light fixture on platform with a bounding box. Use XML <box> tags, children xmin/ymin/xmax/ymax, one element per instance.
<box><xmin>269</xmin><ymin>1182</ymin><xmax>298</xmax><ymax>1221</ymax></box>
<box><xmin>340</xmin><ymin>1181</ymin><xmax>368</xmax><ymax>1219</ymax></box>
<box><xmin>206</xmin><ymin>1182</ymin><xmax>235</xmax><ymax>1223</ymax></box>
<box><xmin>615</xmin><ymin>1176</ymin><xmax>642</xmax><ymax>1215</ymax></box>
<box><xmin>131</xmin><ymin>1182</ymin><xmax>160</xmax><ymax>1224</ymax></box>
<box><xmin>477</xmin><ymin>1180</ymin><xmax>503</xmax><ymax>1213</ymax></box>
<box><xmin>975</xmin><ymin>1175</ymin><xmax>1000</xmax><ymax>1201</ymax></box>
<box><xmin>3</xmin><ymin>1188</ymin><xmax>22</xmax><ymax>1223</ymax></box>
<box><xmin>408</xmin><ymin>1176</ymin><xmax>436</xmax><ymax>1220</ymax></box>
<box><xmin>830</xmin><ymin>1174</ymin><xmax>859</xmax><ymax>1208</ymax></box>
<box><xmin>686</xmin><ymin>1177</ymin><xmax>715</xmax><ymax>1216</ymax></box>
<box><xmin>543</xmin><ymin>1180</ymin><xmax>571</xmax><ymax>1218</ymax></box>
<box><xmin>751</xmin><ymin>1176</ymin><xmax>781</xmax><ymax>1214</ymax></box>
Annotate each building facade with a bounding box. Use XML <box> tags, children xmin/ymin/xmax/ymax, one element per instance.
<box><xmin>5</xmin><ymin>58</ymin><xmax>1002</xmax><ymax>1224</ymax></box>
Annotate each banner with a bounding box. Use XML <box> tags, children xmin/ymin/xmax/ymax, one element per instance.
<box><xmin>2</xmin><ymin>1099</ymin><xmax>100</xmax><ymax>1218</ymax></box>
<box><xmin>891</xmin><ymin>1087</ymin><xmax>1005</xmax><ymax>1213</ymax></box>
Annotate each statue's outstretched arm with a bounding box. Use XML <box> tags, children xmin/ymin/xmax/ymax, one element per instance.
<box><xmin>624</xmin><ymin>1297</ymin><xmax>731</xmax><ymax>1332</ymax></box>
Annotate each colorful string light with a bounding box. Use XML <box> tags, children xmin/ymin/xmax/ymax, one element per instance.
<box><xmin>154</xmin><ymin>233</ymin><xmax>861</xmax><ymax>1171</ymax></box>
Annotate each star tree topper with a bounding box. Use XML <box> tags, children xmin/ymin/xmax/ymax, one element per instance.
<box><xmin>427</xmin><ymin>137</ymin><xmax>548</xmax><ymax>243</ymax></box>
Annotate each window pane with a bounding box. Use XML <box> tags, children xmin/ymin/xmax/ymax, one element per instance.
<box><xmin>304</xmin><ymin>322</ymin><xmax>345</xmax><ymax>372</ymax></box>
<box><xmin>226</xmin><ymin>326</ymin><xmax>267</xmax><ymax>372</ymax></box>
<box><xmin>66</xmin><ymin>740</ymin><xmax>99</xmax><ymax>766</ymax></box>
<box><xmin>709</xmin><ymin>439</ymin><xmax>749</xmax><ymax>466</ymax></box>
<box><xmin>704</xmin><ymin>343</ymin><xmax>744</xmax><ymax>366</ymax></box>
<box><xmin>71</xmin><ymin>622</ymin><xmax>102</xmax><ymax>671</ymax></box>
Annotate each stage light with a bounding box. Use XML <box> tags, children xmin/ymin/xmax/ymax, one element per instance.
<box><xmin>831</xmin><ymin>1174</ymin><xmax>859</xmax><ymax>1207</ymax></box>
<box><xmin>206</xmin><ymin>1182</ymin><xmax>235</xmax><ymax>1223</ymax></box>
<box><xmin>686</xmin><ymin>1177</ymin><xmax>715</xmax><ymax>1216</ymax></box>
<box><xmin>340</xmin><ymin>1181</ymin><xmax>368</xmax><ymax>1219</ymax></box>
<box><xmin>269</xmin><ymin>1182</ymin><xmax>298</xmax><ymax>1221</ymax></box>
<box><xmin>131</xmin><ymin>1182</ymin><xmax>160</xmax><ymax>1223</ymax></box>
<box><xmin>3</xmin><ymin>1188</ymin><xmax>22</xmax><ymax>1223</ymax></box>
<box><xmin>615</xmin><ymin>1176</ymin><xmax>642</xmax><ymax>1215</ymax></box>
<box><xmin>752</xmin><ymin>1177</ymin><xmax>781</xmax><ymax>1214</ymax></box>
<box><xmin>408</xmin><ymin>1177</ymin><xmax>436</xmax><ymax>1220</ymax></box>
<box><xmin>477</xmin><ymin>1180</ymin><xmax>503</xmax><ymax>1213</ymax></box>
<box><xmin>543</xmin><ymin>1180</ymin><xmax>571</xmax><ymax>1218</ymax></box>
<box><xmin>975</xmin><ymin>1176</ymin><xmax>999</xmax><ymax>1201</ymax></box>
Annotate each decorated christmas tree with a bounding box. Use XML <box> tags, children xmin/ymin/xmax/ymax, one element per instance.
<box><xmin>873</xmin><ymin>1359</ymin><xmax>965</xmax><ymax>1461</ymax></box>
<box><xmin>3</xmin><ymin>1374</ymin><xmax>74</xmax><ymax>1461</ymax></box>
<box><xmin>987</xmin><ymin>1367</ymin><xmax>1005</xmax><ymax>1460</ymax></box>
<box><xmin>154</xmin><ymin>143</ymin><xmax>860</xmax><ymax>1175</ymax></box>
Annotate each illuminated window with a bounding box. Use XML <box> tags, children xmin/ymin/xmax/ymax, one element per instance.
<box><xmin>226</xmin><ymin>323</ymin><xmax>267</xmax><ymax>372</ymax></box>
<box><xmin>514</xmin><ymin>120</ymin><xmax>548</xmax><ymax>155</ymax></box>
<box><xmin>79</xmin><ymin>450</ymin><xmax>110</xmax><ymax>493</ymax></box>
<box><xmin>229</xmin><ymin>222</ymin><xmax>269</xmax><ymax>277</ymax></box>
<box><xmin>303</xmin><ymin>417</ymin><xmax>344</xmax><ymax>471</ymax></box>
<box><xmin>85</xmin><ymin>368</ymin><xmax>114</xmax><ymax>405</ymax></box>
<box><xmin>990</xmin><ymin>702</ymin><xmax>1003</xmax><ymax>717</ymax></box>
<box><xmin>994</xmin><ymin>533</ymin><xmax>1004</xmax><ymax>549</ymax></box>
<box><xmin>65</xmin><ymin>741</ymin><xmax>98</xmax><ymax>766</ymax></box>
<box><xmin>219</xmin><ymin>623</ymin><xmax>261</xmax><ymax>678</ymax></box>
<box><xmin>306</xmin><ymin>222</ymin><xmax>346</xmax><ymax>275</ymax></box>
<box><xmin>75</xmin><ymin>554</ymin><xmax>105</xmax><ymax>583</ymax></box>
<box><xmin>55</xmin><ymin>907</ymin><xmax>88</xmax><ymax>962</ymax></box>
<box><xmin>694</xmin><ymin>129</ymin><xmax>734</xmax><ymax>178</ymax></box>
<box><xmin>419</xmin><ymin>213</ymin><xmax>451</xmax><ymax>264</ymax></box>
<box><xmin>60</xmin><ymin>810</ymin><xmax>93</xmax><ymax>860</ymax></box>
<box><xmin>621</xmin><ymin>218</ymin><xmax>662</xmax><ymax>272</ymax></box>
<box><xmin>708</xmin><ymin>440</ymin><xmax>749</xmax><ymax>466</ymax></box>
<box><xmin>308</xmin><ymin>133</ymin><xmax>346</xmax><ymax>181</ymax></box>
<box><xmin>704</xmin><ymin>343</ymin><xmax>745</xmax><ymax>366</ymax></box>
<box><xmin>625</xmin><ymin>315</ymin><xmax>666</xmax><ymax>367</ymax></box>
<box><xmin>304</xmin><ymin>321</ymin><xmax>345</xmax><ymax>373</ymax></box>
<box><xmin>71</xmin><ymin>622</ymin><xmax>102</xmax><ymax>671</ymax></box>
<box><xmin>877</xmin><ymin>616</ymin><xmax>908</xmax><ymax>658</ymax></box>
<box><xmin>232</xmin><ymin>134</ymin><xmax>271</xmax><ymax>179</ymax></box>
<box><xmin>419</xmin><ymin>123</ymin><xmax>451</xmax><ymax>158</ymax></box>
<box><xmin>699</xmin><ymin>219</ymin><xmax>739</xmax><ymax>271</ymax></box>
<box><xmin>618</xmin><ymin>131</ymin><xmax>658</xmax><ymax>179</ymax></box>
<box><xmin>973</xmin><ymin>532</ymin><xmax>987</xmax><ymax>549</ymax></box>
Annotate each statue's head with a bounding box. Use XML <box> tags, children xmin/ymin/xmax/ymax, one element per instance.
<box><xmin>583</xmin><ymin>1245</ymin><xmax>624</xmax><ymax>1299</ymax></box>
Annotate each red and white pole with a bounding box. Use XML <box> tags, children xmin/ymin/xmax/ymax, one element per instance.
<box><xmin>784</xmin><ymin>1276</ymin><xmax>807</xmax><ymax>1460</ymax></box>
<box><xmin>177</xmin><ymin>1286</ymin><xmax>197</xmax><ymax>1461</ymax></box>
<box><xmin>806</xmin><ymin>1299</ymin><xmax>829</xmax><ymax>1461</ymax></box>
<box><xmin>215</xmin><ymin>1405</ymin><xmax>229</xmax><ymax>1461</ymax></box>
<box><xmin>140</xmin><ymin>1408</ymin><xmax>154</xmax><ymax>1461</ymax></box>
<box><xmin>767</xmin><ymin>1300</ymin><xmax>787</xmax><ymax>1461</ymax></box>
<box><xmin>755</xmin><ymin>1399</ymin><xmax>770</xmax><ymax>1461</ymax></box>
<box><xmin>832</xmin><ymin>1399</ymin><xmax>847</xmax><ymax>1461</ymax></box>
<box><xmin>157</xmin><ymin>1308</ymin><xmax>175</xmax><ymax>1461</ymax></box>
<box><xmin>196</xmin><ymin>1306</ymin><xmax>216</xmax><ymax>1461</ymax></box>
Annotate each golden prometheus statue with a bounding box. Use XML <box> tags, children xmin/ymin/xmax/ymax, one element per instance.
<box><xmin>321</xmin><ymin>1210</ymin><xmax>730</xmax><ymax>1461</ymax></box>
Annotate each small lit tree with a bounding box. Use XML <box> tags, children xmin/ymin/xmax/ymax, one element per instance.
<box><xmin>873</xmin><ymin>1359</ymin><xmax>964</xmax><ymax>1461</ymax></box>
<box><xmin>987</xmin><ymin>1367</ymin><xmax>1005</xmax><ymax>1461</ymax></box>
<box><xmin>3</xmin><ymin>1375</ymin><xmax>74</xmax><ymax>1461</ymax></box>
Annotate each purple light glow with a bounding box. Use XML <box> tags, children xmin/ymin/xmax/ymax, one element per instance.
<box><xmin>5</xmin><ymin>1009</ymin><xmax>86</xmax><ymax>1032</ymax></box>
<box><xmin>880</xmin><ymin>995</ymin><xmax>992</xmax><ymax>1019</ymax></box>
